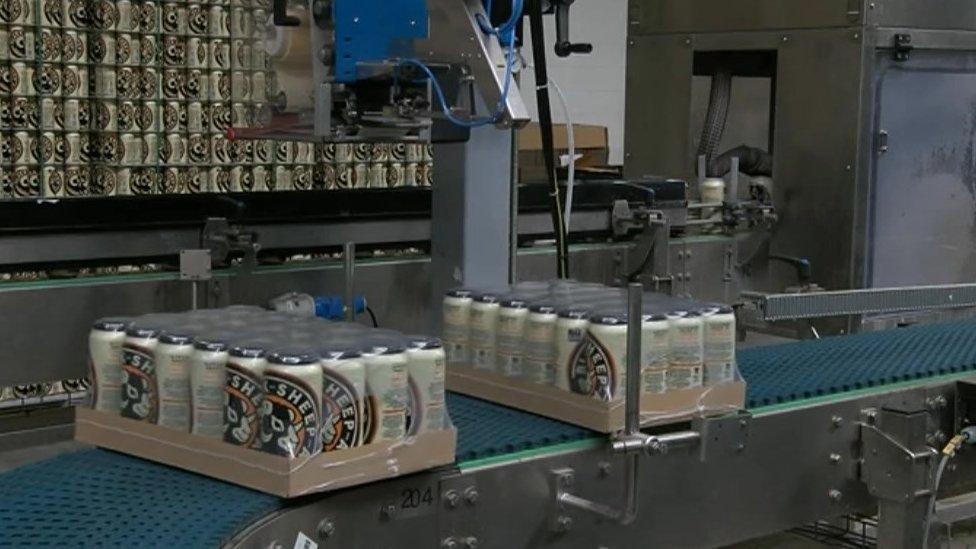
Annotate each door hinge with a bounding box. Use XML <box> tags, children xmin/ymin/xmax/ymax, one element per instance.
<box><xmin>893</xmin><ymin>33</ymin><xmax>913</xmax><ymax>61</ymax></box>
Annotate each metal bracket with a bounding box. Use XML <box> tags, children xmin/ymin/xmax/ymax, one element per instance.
<box><xmin>612</xmin><ymin>201</ymin><xmax>670</xmax><ymax>284</ymax></box>
<box><xmin>694</xmin><ymin>412</ymin><xmax>751</xmax><ymax>461</ymax></box>
<box><xmin>893</xmin><ymin>33</ymin><xmax>913</xmax><ymax>61</ymax></box>
<box><xmin>860</xmin><ymin>411</ymin><xmax>936</xmax><ymax>502</ymax></box>
<box><xmin>202</xmin><ymin>217</ymin><xmax>260</xmax><ymax>270</ymax></box>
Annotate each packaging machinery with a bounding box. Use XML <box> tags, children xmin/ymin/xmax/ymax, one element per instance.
<box><xmin>9</xmin><ymin>1</ymin><xmax>976</xmax><ymax>548</ymax></box>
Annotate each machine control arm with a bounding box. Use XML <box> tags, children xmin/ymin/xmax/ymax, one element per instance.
<box><xmin>551</xmin><ymin>0</ymin><xmax>593</xmax><ymax>57</ymax></box>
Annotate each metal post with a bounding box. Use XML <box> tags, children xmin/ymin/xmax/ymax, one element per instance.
<box><xmin>625</xmin><ymin>283</ymin><xmax>643</xmax><ymax>436</ymax></box>
<box><xmin>729</xmin><ymin>157</ymin><xmax>740</xmax><ymax>202</ymax></box>
<box><xmin>343</xmin><ymin>242</ymin><xmax>356</xmax><ymax>322</ymax></box>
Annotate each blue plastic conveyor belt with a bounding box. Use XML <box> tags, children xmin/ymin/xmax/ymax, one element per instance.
<box><xmin>739</xmin><ymin>318</ymin><xmax>976</xmax><ymax>408</ymax></box>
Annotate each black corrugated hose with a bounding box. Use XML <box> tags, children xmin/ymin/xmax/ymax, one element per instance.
<box><xmin>697</xmin><ymin>70</ymin><xmax>733</xmax><ymax>166</ymax></box>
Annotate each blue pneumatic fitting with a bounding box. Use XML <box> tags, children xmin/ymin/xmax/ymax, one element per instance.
<box><xmin>314</xmin><ymin>295</ymin><xmax>367</xmax><ymax>320</ymax></box>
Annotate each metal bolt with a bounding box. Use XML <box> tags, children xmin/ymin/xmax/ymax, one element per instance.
<box><xmin>561</xmin><ymin>473</ymin><xmax>575</xmax><ymax>488</ymax></box>
<box><xmin>739</xmin><ymin>419</ymin><xmax>748</xmax><ymax>429</ymax></box>
<box><xmin>380</xmin><ymin>504</ymin><xmax>396</xmax><ymax>520</ymax></box>
<box><xmin>464</xmin><ymin>487</ymin><xmax>479</xmax><ymax>506</ymax></box>
<box><xmin>828</xmin><ymin>489</ymin><xmax>843</xmax><ymax>502</ymax></box>
<box><xmin>444</xmin><ymin>490</ymin><xmax>460</xmax><ymax>509</ymax></box>
<box><xmin>598</xmin><ymin>461</ymin><xmax>612</xmax><ymax>477</ymax></box>
<box><xmin>735</xmin><ymin>443</ymin><xmax>746</xmax><ymax>453</ymax></box>
<box><xmin>845</xmin><ymin>165</ymin><xmax>852</xmax><ymax>171</ymax></box>
<box><xmin>853</xmin><ymin>32</ymin><xmax>860</xmax><ymax>40</ymax></box>
<box><xmin>831</xmin><ymin>415</ymin><xmax>844</xmax><ymax>428</ymax></box>
<box><xmin>464</xmin><ymin>537</ymin><xmax>479</xmax><ymax>549</ymax></box>
<box><xmin>685</xmin><ymin>37</ymin><xmax>692</xmax><ymax>45</ymax></box>
<box><xmin>556</xmin><ymin>516</ymin><xmax>573</xmax><ymax>533</ymax></box>
<box><xmin>781</xmin><ymin>35</ymin><xmax>789</xmax><ymax>42</ymax></box>
<box><xmin>441</xmin><ymin>538</ymin><xmax>459</xmax><ymax>549</ymax></box>
<box><xmin>316</xmin><ymin>519</ymin><xmax>336</xmax><ymax>540</ymax></box>
<box><xmin>829</xmin><ymin>453</ymin><xmax>842</xmax><ymax>464</ymax></box>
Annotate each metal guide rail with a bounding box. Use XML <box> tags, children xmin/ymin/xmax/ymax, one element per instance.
<box><xmin>5</xmin><ymin>318</ymin><xmax>976</xmax><ymax>546</ymax></box>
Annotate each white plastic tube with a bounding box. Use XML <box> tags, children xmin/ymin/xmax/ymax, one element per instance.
<box><xmin>547</xmin><ymin>78</ymin><xmax>576</xmax><ymax>234</ymax></box>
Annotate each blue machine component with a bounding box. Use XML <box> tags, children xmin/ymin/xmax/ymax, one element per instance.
<box><xmin>314</xmin><ymin>295</ymin><xmax>367</xmax><ymax>320</ymax></box>
<box><xmin>333</xmin><ymin>0</ymin><xmax>430</xmax><ymax>83</ymax></box>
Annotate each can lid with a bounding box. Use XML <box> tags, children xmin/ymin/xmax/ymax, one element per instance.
<box><xmin>684</xmin><ymin>311</ymin><xmax>702</xmax><ymax>319</ymax></box>
<box><xmin>530</xmin><ymin>303</ymin><xmax>558</xmax><ymax>315</ymax></box>
<box><xmin>715</xmin><ymin>305</ymin><xmax>734</xmax><ymax>315</ymax></box>
<box><xmin>589</xmin><ymin>313</ymin><xmax>628</xmax><ymax>325</ymax></box>
<box><xmin>474</xmin><ymin>291</ymin><xmax>502</xmax><ymax>304</ymax></box>
<box><xmin>194</xmin><ymin>338</ymin><xmax>229</xmax><ymax>352</ymax></box>
<box><xmin>446</xmin><ymin>289</ymin><xmax>474</xmax><ymax>299</ymax></box>
<box><xmin>668</xmin><ymin>310</ymin><xmax>688</xmax><ymax>318</ymax></box>
<box><xmin>126</xmin><ymin>326</ymin><xmax>160</xmax><ymax>338</ymax></box>
<box><xmin>267</xmin><ymin>350</ymin><xmax>321</xmax><ymax>365</ymax></box>
<box><xmin>159</xmin><ymin>332</ymin><xmax>194</xmax><ymax>345</ymax></box>
<box><xmin>230</xmin><ymin>344</ymin><xmax>266</xmax><ymax>359</ymax></box>
<box><xmin>321</xmin><ymin>348</ymin><xmax>363</xmax><ymax>361</ymax></box>
<box><xmin>363</xmin><ymin>337</ymin><xmax>408</xmax><ymax>355</ymax></box>
<box><xmin>642</xmin><ymin>313</ymin><xmax>668</xmax><ymax>322</ymax></box>
<box><xmin>500</xmin><ymin>297</ymin><xmax>529</xmax><ymax>309</ymax></box>
<box><xmin>404</xmin><ymin>334</ymin><xmax>443</xmax><ymax>350</ymax></box>
<box><xmin>557</xmin><ymin>306</ymin><xmax>591</xmax><ymax>319</ymax></box>
<box><xmin>93</xmin><ymin>318</ymin><xmax>129</xmax><ymax>332</ymax></box>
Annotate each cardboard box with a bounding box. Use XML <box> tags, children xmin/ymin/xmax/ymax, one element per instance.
<box><xmin>75</xmin><ymin>407</ymin><xmax>457</xmax><ymax>498</ymax></box>
<box><xmin>518</xmin><ymin>123</ymin><xmax>610</xmax><ymax>183</ymax></box>
<box><xmin>447</xmin><ymin>366</ymin><xmax>745</xmax><ymax>433</ymax></box>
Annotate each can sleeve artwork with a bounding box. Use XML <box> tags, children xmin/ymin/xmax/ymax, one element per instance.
<box><xmin>260</xmin><ymin>371</ymin><xmax>322</xmax><ymax>458</ymax></box>
<box><xmin>121</xmin><ymin>343</ymin><xmax>159</xmax><ymax>422</ymax></box>
<box><xmin>567</xmin><ymin>330</ymin><xmax>624</xmax><ymax>403</ymax></box>
<box><xmin>363</xmin><ymin>359</ymin><xmax>408</xmax><ymax>443</ymax></box>
<box><xmin>224</xmin><ymin>364</ymin><xmax>264</xmax><ymax>448</ymax></box>
<box><xmin>320</xmin><ymin>370</ymin><xmax>362</xmax><ymax>451</ymax></box>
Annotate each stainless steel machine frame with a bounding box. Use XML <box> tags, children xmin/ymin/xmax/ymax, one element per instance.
<box><xmin>625</xmin><ymin>0</ymin><xmax>976</xmax><ymax>327</ymax></box>
<box><xmin>224</xmin><ymin>375</ymin><xmax>976</xmax><ymax>549</ymax></box>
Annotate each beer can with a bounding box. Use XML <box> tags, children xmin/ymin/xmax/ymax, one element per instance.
<box><xmin>121</xmin><ymin>133</ymin><xmax>141</xmax><ymax>165</ymax></box>
<box><xmin>210</xmin><ymin>5</ymin><xmax>229</xmax><ymax>37</ymax></box>
<box><xmin>229</xmin><ymin>165</ymin><xmax>245</xmax><ymax>192</ymax></box>
<box><xmin>8</xmin><ymin>27</ymin><xmax>34</xmax><ymax>60</ymax></box>
<box><xmin>42</xmin><ymin>166</ymin><xmax>63</xmax><ymax>197</ymax></box>
<box><xmin>95</xmin><ymin>100</ymin><xmax>117</xmax><ymax>131</ymax></box>
<box><xmin>274</xmin><ymin>165</ymin><xmax>292</xmax><ymax>191</ymax></box>
<box><xmin>116</xmin><ymin>33</ymin><xmax>138</xmax><ymax>66</ymax></box>
<box><xmin>89</xmin><ymin>319</ymin><xmax>130</xmax><ymax>413</ymax></box>
<box><xmin>441</xmin><ymin>290</ymin><xmax>473</xmax><ymax>366</ymax></box>
<box><xmin>260</xmin><ymin>350</ymin><xmax>323</xmax><ymax>458</ymax></box>
<box><xmin>7</xmin><ymin>133</ymin><xmax>28</xmax><ymax>164</ymax></box>
<box><xmin>64</xmin><ymin>165</ymin><xmax>88</xmax><ymax>196</ymax></box>
<box><xmin>0</xmin><ymin>28</ymin><xmax>8</xmax><ymax>61</ymax></box>
<box><xmin>156</xmin><ymin>332</ymin><xmax>195</xmax><ymax>431</ymax></box>
<box><xmin>703</xmin><ymin>307</ymin><xmax>736</xmax><ymax>387</ymax></box>
<box><xmin>319</xmin><ymin>349</ymin><xmax>366</xmax><ymax>450</ymax></box>
<box><xmin>469</xmin><ymin>293</ymin><xmax>501</xmax><ymax>370</ymax></box>
<box><xmin>495</xmin><ymin>298</ymin><xmax>530</xmax><ymax>377</ymax></box>
<box><xmin>361</xmin><ymin>341</ymin><xmax>409</xmax><ymax>444</ymax></box>
<box><xmin>90</xmin><ymin>165</ymin><xmax>118</xmax><ymax>196</ymax></box>
<box><xmin>211</xmin><ymin>135</ymin><xmax>230</xmax><ymax>163</ymax></box>
<box><xmin>116</xmin><ymin>0</ymin><xmax>136</xmax><ymax>31</ymax></box>
<box><xmin>62</xmin><ymin>66</ymin><xmax>85</xmax><ymax>98</ymax></box>
<box><xmin>253</xmin><ymin>165</ymin><xmax>269</xmax><ymax>191</ymax></box>
<box><xmin>164</xmin><ymin>133</ymin><xmax>187</xmax><ymax>164</ymax></box>
<box><xmin>521</xmin><ymin>304</ymin><xmax>559</xmax><ymax>385</ymax></box>
<box><xmin>190</xmin><ymin>338</ymin><xmax>230</xmax><ymax>438</ymax></box>
<box><xmin>188</xmin><ymin>133</ymin><xmax>210</xmax><ymax>164</ymax></box>
<box><xmin>42</xmin><ymin>0</ymin><xmax>63</xmax><ymax>26</ymax></box>
<box><xmin>404</xmin><ymin>336</ymin><xmax>447</xmax><ymax>434</ymax></box>
<box><xmin>115</xmin><ymin>168</ymin><xmax>132</xmax><ymax>195</ymax></box>
<box><xmin>211</xmin><ymin>40</ymin><xmax>230</xmax><ymax>70</ymax></box>
<box><xmin>30</xmin><ymin>132</ymin><xmax>55</xmax><ymax>164</ymax></box>
<box><xmin>211</xmin><ymin>71</ymin><xmax>229</xmax><ymax>101</ymax></box>
<box><xmin>10</xmin><ymin>63</ymin><xmax>31</xmax><ymax>95</ymax></box>
<box><xmin>139</xmin><ymin>2</ymin><xmax>159</xmax><ymax>33</ymax></box>
<box><xmin>211</xmin><ymin>166</ymin><xmax>230</xmax><ymax>192</ymax></box>
<box><xmin>567</xmin><ymin>313</ymin><xmax>628</xmax><ymax>402</ymax></box>
<box><xmin>121</xmin><ymin>325</ymin><xmax>162</xmax><ymax>422</ymax></box>
<box><xmin>140</xmin><ymin>35</ymin><xmax>158</xmax><ymax>65</ymax></box>
<box><xmin>422</xmin><ymin>163</ymin><xmax>434</xmax><ymax>186</ymax></box>
<box><xmin>251</xmin><ymin>71</ymin><xmax>267</xmax><ymax>100</ymax></box>
<box><xmin>186</xmin><ymin>166</ymin><xmax>209</xmax><ymax>194</ymax></box>
<box><xmin>641</xmin><ymin>314</ymin><xmax>670</xmax><ymax>396</ymax></box>
<box><xmin>94</xmin><ymin>67</ymin><xmax>117</xmax><ymax>98</ymax></box>
<box><xmin>66</xmin><ymin>0</ymin><xmax>87</xmax><ymax>29</ymax></box>
<box><xmin>142</xmin><ymin>133</ymin><xmax>159</xmax><ymax>164</ymax></box>
<box><xmin>231</xmin><ymin>39</ymin><xmax>250</xmax><ymax>69</ymax></box>
<box><xmin>40</xmin><ymin>30</ymin><xmax>61</xmax><ymax>62</ymax></box>
<box><xmin>161</xmin><ymin>2</ymin><xmax>186</xmax><ymax>34</ymax></box>
<box><xmin>90</xmin><ymin>33</ymin><xmax>116</xmax><ymax>66</ymax></box>
<box><xmin>387</xmin><ymin>163</ymin><xmax>405</xmax><ymax>188</ymax></box>
<box><xmin>61</xmin><ymin>30</ymin><xmax>83</xmax><ymax>62</ymax></box>
<box><xmin>668</xmin><ymin>312</ymin><xmax>704</xmax><ymax>390</ymax></box>
<box><xmin>367</xmin><ymin>163</ymin><xmax>387</xmax><ymax>189</ymax></box>
<box><xmin>188</xmin><ymin>37</ymin><xmax>208</xmax><ymax>69</ymax></box>
<box><xmin>32</xmin><ymin>65</ymin><xmax>61</xmax><ymax>97</ymax></box>
<box><xmin>187</xmin><ymin>3</ymin><xmax>208</xmax><ymax>35</ymax></box>
<box><xmin>225</xmin><ymin>344</ymin><xmax>267</xmax><ymax>448</ymax></box>
<box><xmin>185</xmin><ymin>70</ymin><xmax>208</xmax><ymax>101</ymax></box>
<box><xmin>130</xmin><ymin>167</ymin><xmax>157</xmax><ymax>195</ymax></box>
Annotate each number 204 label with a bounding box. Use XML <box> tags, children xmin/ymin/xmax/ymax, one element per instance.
<box><xmin>392</xmin><ymin>484</ymin><xmax>436</xmax><ymax>519</ymax></box>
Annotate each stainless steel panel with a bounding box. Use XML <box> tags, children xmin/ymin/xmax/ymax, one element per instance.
<box><xmin>869</xmin><ymin>52</ymin><xmax>976</xmax><ymax>288</ymax></box>
<box><xmin>628</xmin><ymin>0</ymin><xmax>861</xmax><ymax>35</ymax></box>
<box><xmin>228</xmin><ymin>379</ymin><xmax>975</xmax><ymax>548</ymax></box>
<box><xmin>868</xmin><ymin>0</ymin><xmax>976</xmax><ymax>31</ymax></box>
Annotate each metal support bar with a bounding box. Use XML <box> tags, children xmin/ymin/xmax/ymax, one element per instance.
<box><xmin>746</xmin><ymin>283</ymin><xmax>976</xmax><ymax>321</ymax></box>
<box><xmin>343</xmin><ymin>242</ymin><xmax>356</xmax><ymax>322</ymax></box>
<box><xmin>625</xmin><ymin>283</ymin><xmax>643</xmax><ymax>436</ymax></box>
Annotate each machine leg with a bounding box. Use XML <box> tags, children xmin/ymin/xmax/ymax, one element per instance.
<box><xmin>878</xmin><ymin>497</ymin><xmax>931</xmax><ymax>549</ymax></box>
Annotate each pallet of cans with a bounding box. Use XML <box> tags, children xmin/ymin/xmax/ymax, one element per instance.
<box><xmin>442</xmin><ymin>281</ymin><xmax>746</xmax><ymax>433</ymax></box>
<box><xmin>75</xmin><ymin>306</ymin><xmax>456</xmax><ymax>498</ymax></box>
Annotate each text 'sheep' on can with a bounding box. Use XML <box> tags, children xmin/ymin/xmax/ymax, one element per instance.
<box><xmin>261</xmin><ymin>350</ymin><xmax>323</xmax><ymax>458</ymax></box>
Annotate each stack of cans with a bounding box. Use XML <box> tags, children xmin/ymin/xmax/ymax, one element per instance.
<box><xmin>88</xmin><ymin>306</ymin><xmax>448</xmax><ymax>459</ymax></box>
<box><xmin>442</xmin><ymin>280</ymin><xmax>738</xmax><ymax>403</ymax></box>
<box><xmin>0</xmin><ymin>0</ymin><xmax>434</xmax><ymax>199</ymax></box>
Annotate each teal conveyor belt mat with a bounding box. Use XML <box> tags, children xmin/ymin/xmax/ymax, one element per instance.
<box><xmin>5</xmin><ymin>319</ymin><xmax>976</xmax><ymax>546</ymax></box>
<box><xmin>738</xmin><ymin>317</ymin><xmax>976</xmax><ymax>408</ymax></box>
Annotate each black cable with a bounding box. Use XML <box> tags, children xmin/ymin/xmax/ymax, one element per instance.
<box><xmin>528</xmin><ymin>0</ymin><xmax>569</xmax><ymax>279</ymax></box>
<box><xmin>365</xmin><ymin>306</ymin><xmax>379</xmax><ymax>328</ymax></box>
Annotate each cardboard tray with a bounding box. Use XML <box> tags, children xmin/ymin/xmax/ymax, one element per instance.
<box><xmin>75</xmin><ymin>407</ymin><xmax>457</xmax><ymax>498</ymax></box>
<box><xmin>447</xmin><ymin>366</ymin><xmax>745</xmax><ymax>433</ymax></box>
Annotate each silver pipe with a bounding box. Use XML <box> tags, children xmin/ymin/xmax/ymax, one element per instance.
<box><xmin>625</xmin><ymin>283</ymin><xmax>643</xmax><ymax>436</ymax></box>
<box><xmin>191</xmin><ymin>281</ymin><xmax>199</xmax><ymax>311</ymax></box>
<box><xmin>343</xmin><ymin>242</ymin><xmax>356</xmax><ymax>322</ymax></box>
<box><xmin>729</xmin><ymin>156</ymin><xmax>740</xmax><ymax>202</ymax></box>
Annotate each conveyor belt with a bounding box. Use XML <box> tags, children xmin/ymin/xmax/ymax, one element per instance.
<box><xmin>6</xmin><ymin>319</ymin><xmax>976</xmax><ymax>546</ymax></box>
<box><xmin>738</xmin><ymin>318</ymin><xmax>976</xmax><ymax>408</ymax></box>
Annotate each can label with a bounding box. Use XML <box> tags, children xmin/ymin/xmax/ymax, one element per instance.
<box><xmin>668</xmin><ymin>364</ymin><xmax>703</xmax><ymax>390</ymax></box>
<box><xmin>261</xmin><ymin>372</ymin><xmax>320</xmax><ymax>457</ymax></box>
<box><xmin>225</xmin><ymin>364</ymin><xmax>264</xmax><ymax>447</ymax></box>
<box><xmin>320</xmin><ymin>371</ymin><xmax>361</xmax><ymax>451</ymax></box>
<box><xmin>568</xmin><ymin>332</ymin><xmax>618</xmax><ymax>401</ymax></box>
<box><xmin>642</xmin><ymin>367</ymin><xmax>668</xmax><ymax>395</ymax></box>
<box><xmin>121</xmin><ymin>344</ymin><xmax>159</xmax><ymax>422</ymax></box>
<box><xmin>704</xmin><ymin>361</ymin><xmax>735</xmax><ymax>387</ymax></box>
